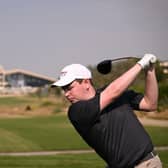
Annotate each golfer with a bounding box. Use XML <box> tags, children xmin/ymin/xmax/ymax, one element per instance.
<box><xmin>52</xmin><ymin>54</ymin><xmax>162</xmax><ymax>168</ymax></box>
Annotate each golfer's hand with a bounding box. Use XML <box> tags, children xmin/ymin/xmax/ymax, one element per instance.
<box><xmin>138</xmin><ymin>54</ymin><xmax>157</xmax><ymax>69</ymax></box>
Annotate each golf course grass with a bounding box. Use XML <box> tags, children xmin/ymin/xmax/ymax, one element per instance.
<box><xmin>0</xmin><ymin>115</ymin><xmax>167</xmax><ymax>167</ymax></box>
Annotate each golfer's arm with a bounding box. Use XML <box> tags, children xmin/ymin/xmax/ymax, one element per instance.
<box><xmin>100</xmin><ymin>64</ymin><xmax>142</xmax><ymax>110</ymax></box>
<box><xmin>139</xmin><ymin>67</ymin><xmax>158</xmax><ymax>111</ymax></box>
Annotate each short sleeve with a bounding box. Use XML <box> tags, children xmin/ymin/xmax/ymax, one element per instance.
<box><xmin>68</xmin><ymin>94</ymin><xmax>100</xmax><ymax>135</ymax></box>
<box><xmin>128</xmin><ymin>90</ymin><xmax>144</xmax><ymax>110</ymax></box>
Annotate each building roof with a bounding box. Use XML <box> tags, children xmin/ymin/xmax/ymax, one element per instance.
<box><xmin>5</xmin><ymin>69</ymin><xmax>55</xmax><ymax>82</ymax></box>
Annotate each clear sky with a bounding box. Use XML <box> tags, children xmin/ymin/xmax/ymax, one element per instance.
<box><xmin>0</xmin><ymin>0</ymin><xmax>168</xmax><ymax>79</ymax></box>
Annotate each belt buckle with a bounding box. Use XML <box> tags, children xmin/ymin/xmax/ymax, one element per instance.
<box><xmin>151</xmin><ymin>150</ymin><xmax>157</xmax><ymax>157</ymax></box>
<box><xmin>138</xmin><ymin>150</ymin><xmax>157</xmax><ymax>165</ymax></box>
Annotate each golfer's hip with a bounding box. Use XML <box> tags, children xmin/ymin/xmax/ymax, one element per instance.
<box><xmin>135</xmin><ymin>152</ymin><xmax>162</xmax><ymax>168</ymax></box>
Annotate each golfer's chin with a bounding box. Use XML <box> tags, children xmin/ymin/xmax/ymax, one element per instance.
<box><xmin>69</xmin><ymin>97</ymin><xmax>90</xmax><ymax>104</ymax></box>
<box><xmin>68</xmin><ymin>99</ymin><xmax>79</xmax><ymax>104</ymax></box>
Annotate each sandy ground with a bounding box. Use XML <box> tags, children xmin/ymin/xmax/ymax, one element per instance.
<box><xmin>138</xmin><ymin>117</ymin><xmax>168</xmax><ymax>127</ymax></box>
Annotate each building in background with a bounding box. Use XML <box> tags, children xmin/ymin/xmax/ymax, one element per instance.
<box><xmin>160</xmin><ymin>61</ymin><xmax>168</xmax><ymax>74</ymax></box>
<box><xmin>0</xmin><ymin>66</ymin><xmax>55</xmax><ymax>95</ymax></box>
<box><xmin>0</xmin><ymin>66</ymin><xmax>7</xmax><ymax>88</ymax></box>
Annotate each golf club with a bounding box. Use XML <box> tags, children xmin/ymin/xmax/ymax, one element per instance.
<box><xmin>97</xmin><ymin>56</ymin><xmax>157</xmax><ymax>74</ymax></box>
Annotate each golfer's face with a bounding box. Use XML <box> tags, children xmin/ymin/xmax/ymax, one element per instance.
<box><xmin>62</xmin><ymin>80</ymin><xmax>87</xmax><ymax>103</ymax></box>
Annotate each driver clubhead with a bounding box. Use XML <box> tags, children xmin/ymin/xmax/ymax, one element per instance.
<box><xmin>97</xmin><ymin>59</ymin><xmax>112</xmax><ymax>74</ymax></box>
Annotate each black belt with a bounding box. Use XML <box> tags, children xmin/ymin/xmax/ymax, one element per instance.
<box><xmin>138</xmin><ymin>150</ymin><xmax>157</xmax><ymax>164</ymax></box>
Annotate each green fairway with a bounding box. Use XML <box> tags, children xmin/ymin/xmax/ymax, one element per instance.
<box><xmin>0</xmin><ymin>115</ymin><xmax>168</xmax><ymax>152</ymax></box>
<box><xmin>0</xmin><ymin>115</ymin><xmax>89</xmax><ymax>152</ymax></box>
<box><xmin>145</xmin><ymin>126</ymin><xmax>168</xmax><ymax>146</ymax></box>
<box><xmin>0</xmin><ymin>115</ymin><xmax>168</xmax><ymax>167</ymax></box>
<box><xmin>0</xmin><ymin>97</ymin><xmax>32</xmax><ymax>106</ymax></box>
<box><xmin>0</xmin><ymin>153</ymin><xmax>105</xmax><ymax>168</ymax></box>
<box><xmin>0</xmin><ymin>151</ymin><xmax>167</xmax><ymax>168</ymax></box>
<box><xmin>159</xmin><ymin>150</ymin><xmax>168</xmax><ymax>168</ymax></box>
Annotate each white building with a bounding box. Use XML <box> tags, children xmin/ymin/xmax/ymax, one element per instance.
<box><xmin>0</xmin><ymin>66</ymin><xmax>55</xmax><ymax>95</ymax></box>
<box><xmin>160</xmin><ymin>61</ymin><xmax>168</xmax><ymax>74</ymax></box>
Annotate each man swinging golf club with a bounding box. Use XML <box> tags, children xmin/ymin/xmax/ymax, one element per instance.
<box><xmin>52</xmin><ymin>54</ymin><xmax>162</xmax><ymax>168</ymax></box>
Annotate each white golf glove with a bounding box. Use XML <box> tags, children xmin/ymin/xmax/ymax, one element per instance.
<box><xmin>137</xmin><ymin>54</ymin><xmax>157</xmax><ymax>69</ymax></box>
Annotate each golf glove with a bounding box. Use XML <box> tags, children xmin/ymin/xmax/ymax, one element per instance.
<box><xmin>138</xmin><ymin>54</ymin><xmax>157</xmax><ymax>69</ymax></box>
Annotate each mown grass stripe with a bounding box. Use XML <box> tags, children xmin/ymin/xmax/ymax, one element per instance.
<box><xmin>0</xmin><ymin>128</ymin><xmax>40</xmax><ymax>152</ymax></box>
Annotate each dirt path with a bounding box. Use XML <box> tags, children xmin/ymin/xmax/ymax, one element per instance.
<box><xmin>0</xmin><ymin>149</ymin><xmax>94</xmax><ymax>156</ymax></box>
<box><xmin>0</xmin><ymin>146</ymin><xmax>168</xmax><ymax>156</ymax></box>
<box><xmin>138</xmin><ymin>117</ymin><xmax>168</xmax><ymax>127</ymax></box>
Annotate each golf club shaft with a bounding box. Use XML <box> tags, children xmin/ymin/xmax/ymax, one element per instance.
<box><xmin>109</xmin><ymin>56</ymin><xmax>137</xmax><ymax>62</ymax></box>
<box><xmin>110</xmin><ymin>56</ymin><xmax>156</xmax><ymax>63</ymax></box>
<box><xmin>97</xmin><ymin>55</ymin><xmax>157</xmax><ymax>74</ymax></box>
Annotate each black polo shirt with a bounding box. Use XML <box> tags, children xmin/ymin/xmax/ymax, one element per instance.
<box><xmin>68</xmin><ymin>89</ymin><xmax>153</xmax><ymax>168</ymax></box>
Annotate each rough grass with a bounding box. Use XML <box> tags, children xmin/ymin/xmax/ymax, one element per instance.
<box><xmin>0</xmin><ymin>95</ymin><xmax>167</xmax><ymax>119</ymax></box>
<box><xmin>0</xmin><ymin>95</ymin><xmax>68</xmax><ymax>117</ymax></box>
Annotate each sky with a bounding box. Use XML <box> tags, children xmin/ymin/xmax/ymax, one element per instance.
<box><xmin>0</xmin><ymin>0</ymin><xmax>168</xmax><ymax>79</ymax></box>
